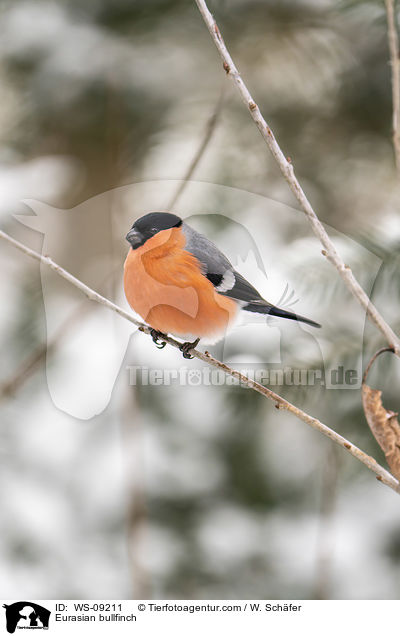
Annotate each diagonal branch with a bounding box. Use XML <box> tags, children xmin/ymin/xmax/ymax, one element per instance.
<box><xmin>0</xmin><ymin>264</ymin><xmax>122</xmax><ymax>400</ymax></box>
<box><xmin>1</xmin><ymin>228</ymin><xmax>399</xmax><ymax>495</ymax></box>
<box><xmin>167</xmin><ymin>85</ymin><xmax>225</xmax><ymax>210</ymax></box>
<box><xmin>385</xmin><ymin>0</ymin><xmax>400</xmax><ymax>173</ymax></box>
<box><xmin>1</xmin><ymin>87</ymin><xmax>226</xmax><ymax>400</ymax></box>
<box><xmin>0</xmin><ymin>297</ymin><xmax>91</xmax><ymax>399</ymax></box>
<box><xmin>194</xmin><ymin>0</ymin><xmax>400</xmax><ymax>356</ymax></box>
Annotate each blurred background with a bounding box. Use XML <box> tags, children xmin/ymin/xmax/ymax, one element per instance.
<box><xmin>1</xmin><ymin>0</ymin><xmax>400</xmax><ymax>600</ymax></box>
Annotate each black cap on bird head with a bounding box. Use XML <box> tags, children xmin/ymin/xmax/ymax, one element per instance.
<box><xmin>126</xmin><ymin>212</ymin><xmax>183</xmax><ymax>249</ymax></box>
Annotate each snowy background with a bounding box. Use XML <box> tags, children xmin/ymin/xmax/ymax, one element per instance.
<box><xmin>1</xmin><ymin>0</ymin><xmax>400</xmax><ymax>599</ymax></box>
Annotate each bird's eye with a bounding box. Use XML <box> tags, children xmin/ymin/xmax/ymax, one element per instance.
<box><xmin>151</xmin><ymin>227</ymin><xmax>157</xmax><ymax>233</ymax></box>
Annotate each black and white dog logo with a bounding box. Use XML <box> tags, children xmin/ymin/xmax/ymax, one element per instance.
<box><xmin>2</xmin><ymin>602</ymin><xmax>50</xmax><ymax>633</ymax></box>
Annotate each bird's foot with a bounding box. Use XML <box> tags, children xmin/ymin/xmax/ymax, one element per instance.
<box><xmin>150</xmin><ymin>329</ymin><xmax>167</xmax><ymax>349</ymax></box>
<box><xmin>179</xmin><ymin>338</ymin><xmax>200</xmax><ymax>359</ymax></box>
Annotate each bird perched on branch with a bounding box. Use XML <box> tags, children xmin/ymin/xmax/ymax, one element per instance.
<box><xmin>124</xmin><ymin>212</ymin><xmax>320</xmax><ymax>358</ymax></box>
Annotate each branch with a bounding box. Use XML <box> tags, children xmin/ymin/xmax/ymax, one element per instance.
<box><xmin>1</xmin><ymin>229</ymin><xmax>399</xmax><ymax>495</ymax></box>
<box><xmin>0</xmin><ymin>264</ymin><xmax>121</xmax><ymax>400</ymax></box>
<box><xmin>167</xmin><ymin>85</ymin><xmax>225</xmax><ymax>210</ymax></box>
<box><xmin>314</xmin><ymin>445</ymin><xmax>340</xmax><ymax>600</ymax></box>
<box><xmin>2</xmin><ymin>86</ymin><xmax>226</xmax><ymax>399</ymax></box>
<box><xmin>385</xmin><ymin>0</ymin><xmax>400</xmax><ymax>173</ymax></box>
<box><xmin>194</xmin><ymin>0</ymin><xmax>400</xmax><ymax>357</ymax></box>
<box><xmin>362</xmin><ymin>346</ymin><xmax>395</xmax><ymax>384</ymax></box>
<box><xmin>0</xmin><ymin>298</ymin><xmax>90</xmax><ymax>399</ymax></box>
<box><xmin>1</xmin><ymin>340</ymin><xmax>48</xmax><ymax>399</ymax></box>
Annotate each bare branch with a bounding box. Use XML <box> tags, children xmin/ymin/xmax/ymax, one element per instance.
<box><xmin>385</xmin><ymin>0</ymin><xmax>400</xmax><ymax>173</ymax></box>
<box><xmin>167</xmin><ymin>85</ymin><xmax>225</xmax><ymax>210</ymax></box>
<box><xmin>120</xmin><ymin>385</ymin><xmax>150</xmax><ymax>599</ymax></box>
<box><xmin>362</xmin><ymin>346</ymin><xmax>395</xmax><ymax>384</ymax></box>
<box><xmin>0</xmin><ymin>265</ymin><xmax>121</xmax><ymax>400</ymax></box>
<box><xmin>0</xmin><ymin>298</ymin><xmax>91</xmax><ymax>400</ymax></box>
<box><xmin>194</xmin><ymin>0</ymin><xmax>400</xmax><ymax>356</ymax></box>
<box><xmin>314</xmin><ymin>446</ymin><xmax>340</xmax><ymax>600</ymax></box>
<box><xmin>1</xmin><ymin>229</ymin><xmax>399</xmax><ymax>494</ymax></box>
<box><xmin>1</xmin><ymin>340</ymin><xmax>47</xmax><ymax>399</ymax></box>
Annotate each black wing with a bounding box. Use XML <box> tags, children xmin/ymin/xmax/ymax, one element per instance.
<box><xmin>182</xmin><ymin>222</ymin><xmax>320</xmax><ymax>327</ymax></box>
<box><xmin>182</xmin><ymin>222</ymin><xmax>264</xmax><ymax>302</ymax></box>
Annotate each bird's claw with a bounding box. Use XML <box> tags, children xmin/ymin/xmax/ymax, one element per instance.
<box><xmin>150</xmin><ymin>329</ymin><xmax>167</xmax><ymax>349</ymax></box>
<box><xmin>179</xmin><ymin>338</ymin><xmax>200</xmax><ymax>359</ymax></box>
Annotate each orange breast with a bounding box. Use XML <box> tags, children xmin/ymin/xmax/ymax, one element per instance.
<box><xmin>123</xmin><ymin>227</ymin><xmax>238</xmax><ymax>341</ymax></box>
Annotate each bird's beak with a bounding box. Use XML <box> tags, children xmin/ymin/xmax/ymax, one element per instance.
<box><xmin>126</xmin><ymin>228</ymin><xmax>143</xmax><ymax>247</ymax></box>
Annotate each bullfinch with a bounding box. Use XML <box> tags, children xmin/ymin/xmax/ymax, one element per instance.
<box><xmin>124</xmin><ymin>212</ymin><xmax>320</xmax><ymax>358</ymax></box>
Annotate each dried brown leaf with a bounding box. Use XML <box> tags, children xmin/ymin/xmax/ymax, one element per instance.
<box><xmin>362</xmin><ymin>384</ymin><xmax>400</xmax><ymax>480</ymax></box>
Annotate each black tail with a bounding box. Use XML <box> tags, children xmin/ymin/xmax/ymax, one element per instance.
<box><xmin>244</xmin><ymin>301</ymin><xmax>321</xmax><ymax>328</ymax></box>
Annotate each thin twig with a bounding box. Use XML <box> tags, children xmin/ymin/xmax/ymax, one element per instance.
<box><xmin>0</xmin><ymin>264</ymin><xmax>122</xmax><ymax>401</ymax></box>
<box><xmin>362</xmin><ymin>346</ymin><xmax>395</xmax><ymax>385</ymax></box>
<box><xmin>1</xmin><ymin>229</ymin><xmax>399</xmax><ymax>495</ymax></box>
<box><xmin>194</xmin><ymin>0</ymin><xmax>400</xmax><ymax>356</ymax></box>
<box><xmin>0</xmin><ymin>298</ymin><xmax>90</xmax><ymax>399</ymax></box>
<box><xmin>1</xmin><ymin>340</ymin><xmax>49</xmax><ymax>399</ymax></box>
<box><xmin>314</xmin><ymin>445</ymin><xmax>340</xmax><ymax>600</ymax></box>
<box><xmin>167</xmin><ymin>85</ymin><xmax>226</xmax><ymax>210</ymax></box>
<box><xmin>121</xmin><ymin>384</ymin><xmax>150</xmax><ymax>599</ymax></box>
<box><xmin>385</xmin><ymin>0</ymin><xmax>400</xmax><ymax>173</ymax></box>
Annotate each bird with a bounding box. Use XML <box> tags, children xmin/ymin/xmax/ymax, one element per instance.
<box><xmin>124</xmin><ymin>212</ymin><xmax>320</xmax><ymax>358</ymax></box>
